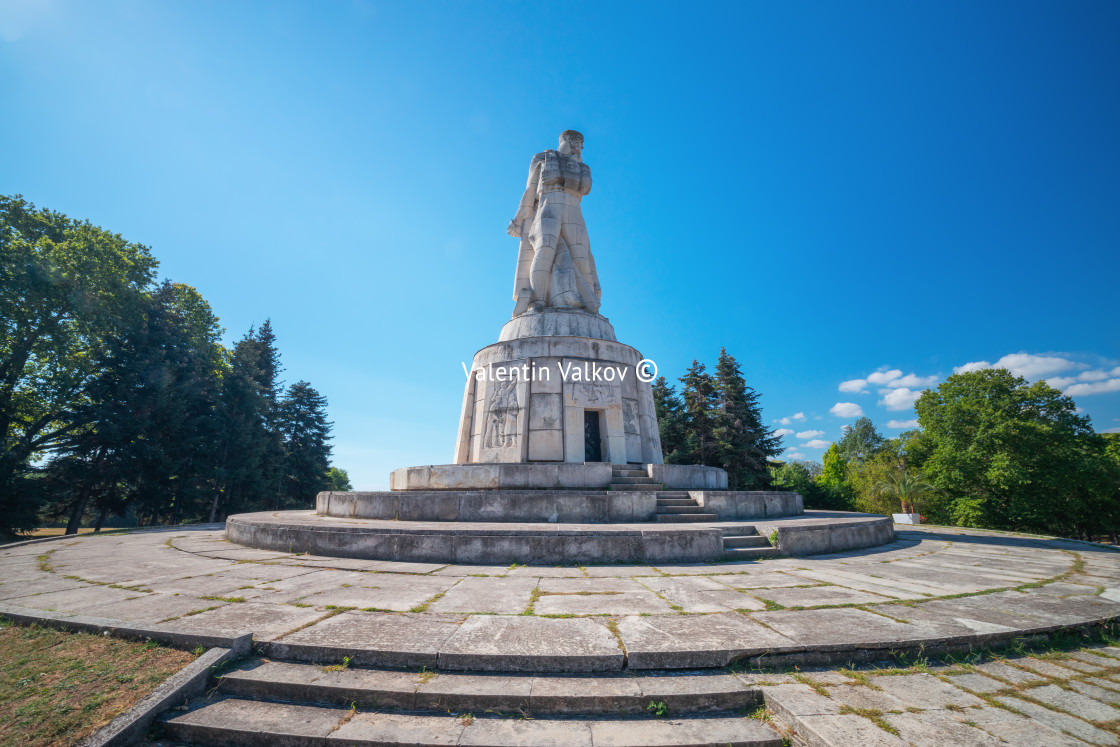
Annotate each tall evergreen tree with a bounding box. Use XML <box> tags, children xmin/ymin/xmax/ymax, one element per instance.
<box><xmin>55</xmin><ymin>282</ymin><xmax>223</xmax><ymax>531</ymax></box>
<box><xmin>208</xmin><ymin>322</ymin><xmax>283</xmax><ymax>522</ymax></box>
<box><xmin>277</xmin><ymin>381</ymin><xmax>333</xmax><ymax>508</ymax></box>
<box><xmin>651</xmin><ymin>376</ymin><xmax>688</xmax><ymax>464</ymax></box>
<box><xmin>678</xmin><ymin>360</ymin><xmax>719</xmax><ymax>467</ymax></box>
<box><xmin>712</xmin><ymin>348</ymin><xmax>783</xmax><ymax>488</ymax></box>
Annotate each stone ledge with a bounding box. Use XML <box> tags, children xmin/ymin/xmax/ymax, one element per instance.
<box><xmin>0</xmin><ymin>602</ymin><xmax>254</xmax><ymax>655</ymax></box>
<box><xmin>319</xmin><ymin>489</ymin><xmax>656</xmax><ymax>523</ymax></box>
<box><xmin>389</xmin><ymin>463</ymin><xmax>614</xmax><ymax>491</ymax></box>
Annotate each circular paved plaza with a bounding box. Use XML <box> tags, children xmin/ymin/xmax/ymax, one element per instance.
<box><xmin>3</xmin><ymin>524</ymin><xmax>1120</xmax><ymax>672</ymax></box>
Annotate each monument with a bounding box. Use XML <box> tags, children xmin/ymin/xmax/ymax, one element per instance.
<box><xmin>225</xmin><ymin>131</ymin><xmax>894</xmax><ymax>564</ymax></box>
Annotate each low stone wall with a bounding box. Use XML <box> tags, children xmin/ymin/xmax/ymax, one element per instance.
<box><xmin>227</xmin><ymin>515</ymin><xmax>723</xmax><ymax>564</ymax></box>
<box><xmin>317</xmin><ymin>490</ymin><xmax>656</xmax><ymax>523</ymax></box>
<box><xmin>769</xmin><ymin>515</ymin><xmax>895</xmax><ymax>557</ymax></box>
<box><xmin>646</xmin><ymin>464</ymin><xmax>728</xmax><ymax>490</ymax></box>
<box><xmin>390</xmin><ymin>463</ymin><xmax>614</xmax><ymax>491</ymax></box>
<box><xmin>693</xmin><ymin>491</ymin><xmax>803</xmax><ymax>520</ymax></box>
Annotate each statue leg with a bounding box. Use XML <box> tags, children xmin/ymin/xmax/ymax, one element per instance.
<box><xmin>561</xmin><ymin>214</ymin><xmax>601</xmax><ymax>312</ymax></box>
<box><xmin>529</xmin><ymin>204</ymin><xmax>561</xmax><ymax>307</ymax></box>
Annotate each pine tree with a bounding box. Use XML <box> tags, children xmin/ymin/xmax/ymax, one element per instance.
<box><xmin>651</xmin><ymin>376</ymin><xmax>689</xmax><ymax>464</ymax></box>
<box><xmin>679</xmin><ymin>360</ymin><xmax>719</xmax><ymax>466</ymax></box>
<box><xmin>278</xmin><ymin>381</ymin><xmax>333</xmax><ymax>508</ymax></box>
<box><xmin>712</xmin><ymin>348</ymin><xmax>784</xmax><ymax>488</ymax></box>
<box><xmin>208</xmin><ymin>322</ymin><xmax>283</xmax><ymax>521</ymax></box>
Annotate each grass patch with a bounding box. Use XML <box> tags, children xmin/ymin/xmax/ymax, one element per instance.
<box><xmin>199</xmin><ymin>595</ymin><xmax>245</xmax><ymax>603</ymax></box>
<box><xmin>838</xmin><ymin>705</ymin><xmax>899</xmax><ymax>735</ymax></box>
<box><xmin>0</xmin><ymin>617</ymin><xmax>196</xmax><ymax>747</ymax></box>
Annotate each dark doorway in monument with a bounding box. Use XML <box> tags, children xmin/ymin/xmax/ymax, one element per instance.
<box><xmin>584</xmin><ymin>410</ymin><xmax>604</xmax><ymax>462</ymax></box>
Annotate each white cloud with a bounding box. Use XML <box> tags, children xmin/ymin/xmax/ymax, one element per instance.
<box><xmin>992</xmin><ymin>352</ymin><xmax>1077</xmax><ymax>378</ymax></box>
<box><xmin>886</xmin><ymin>419</ymin><xmax>919</xmax><ymax>429</ymax></box>
<box><xmin>1065</xmin><ymin>379</ymin><xmax>1120</xmax><ymax>397</ymax></box>
<box><xmin>867</xmin><ymin>369</ymin><xmax>903</xmax><ymax>385</ymax></box>
<box><xmin>773</xmin><ymin>428</ymin><xmax>795</xmax><ymax>437</ymax></box>
<box><xmin>803</xmin><ymin>439</ymin><xmax>831</xmax><ymax>449</ymax></box>
<box><xmin>796</xmin><ymin>430</ymin><xmax>825</xmax><ymax>439</ymax></box>
<box><xmin>773</xmin><ymin>412</ymin><xmax>808</xmax><ymax>426</ymax></box>
<box><xmin>792</xmin><ymin>412</ymin><xmax>806</xmax><ymax>421</ymax></box>
<box><xmin>879</xmin><ymin>388</ymin><xmax>922</xmax><ymax>411</ymax></box>
<box><xmin>784</xmin><ymin>451</ymin><xmax>806</xmax><ymax>460</ymax></box>
<box><xmin>891</xmin><ymin>373</ymin><xmax>939</xmax><ymax>388</ymax></box>
<box><xmin>954</xmin><ymin>361</ymin><xmax>991</xmax><ymax>374</ymax></box>
<box><xmin>839</xmin><ymin>368</ymin><xmax>937</xmax><ymax>394</ymax></box>
<box><xmin>1049</xmin><ymin>370</ymin><xmax>1115</xmax><ymax>389</ymax></box>
<box><xmin>958</xmin><ymin>352</ymin><xmax>1078</xmax><ymax>379</ymax></box>
<box><xmin>774</xmin><ymin>417</ymin><xmax>791</xmax><ymax>425</ymax></box>
<box><xmin>829</xmin><ymin>402</ymin><xmax>863</xmax><ymax>418</ymax></box>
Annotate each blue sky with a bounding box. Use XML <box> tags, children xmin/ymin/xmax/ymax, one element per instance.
<box><xmin>2</xmin><ymin>1</ymin><xmax>1118</xmax><ymax>487</ymax></box>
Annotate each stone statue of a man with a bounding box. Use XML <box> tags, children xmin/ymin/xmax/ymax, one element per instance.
<box><xmin>507</xmin><ymin>130</ymin><xmax>602</xmax><ymax>316</ymax></box>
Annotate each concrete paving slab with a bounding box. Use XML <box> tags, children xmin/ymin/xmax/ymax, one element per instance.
<box><xmin>1023</xmin><ymin>684</ymin><xmax>1120</xmax><ymax>722</ymax></box>
<box><xmin>428</xmin><ymin>577</ymin><xmax>539</xmax><ymax>614</ymax></box>
<box><xmin>183</xmin><ymin>602</ymin><xmax>329</xmax><ymax>641</ymax></box>
<box><xmin>793</xmin><ymin>714</ymin><xmax>906</xmax><ymax>746</ymax></box>
<box><xmin>528</xmin><ymin>675</ymin><xmax>644</xmax><ymax>714</ymax></box>
<box><xmin>331</xmin><ymin>711</ymin><xmax>465</xmax><ymax>745</ymax></box>
<box><xmin>974</xmin><ymin>660</ymin><xmax>1048</xmax><ymax>686</ymax></box>
<box><xmin>883</xmin><ymin>710</ymin><xmax>1005</xmax><ymax>746</ymax></box>
<box><xmin>164</xmin><ymin>697</ymin><xmax>342</xmax><ymax>743</ymax></box>
<box><xmin>1013</xmin><ymin>658</ymin><xmax>1085</xmax><ymax>679</ymax></box>
<box><xmin>78</xmin><ymin>592</ymin><xmax>226</xmax><ymax>624</ymax></box>
<box><xmin>636</xmin><ymin>673</ymin><xmax>755</xmax><ymax>713</ymax></box>
<box><xmin>296</xmin><ymin>576</ymin><xmax>455</xmax><ymax>612</ymax></box>
<box><xmin>868</xmin><ymin>673</ymin><xmax>984</xmax><ymax>709</ymax></box>
<box><xmin>618</xmin><ymin>613</ymin><xmax>794</xmax><ymax>669</ymax></box>
<box><xmin>826</xmin><ymin>684</ymin><xmax>908</xmax><ymax>712</ymax></box>
<box><xmin>269</xmin><ymin>610</ymin><xmax>464</xmax><ymax>668</ymax></box>
<box><xmin>439</xmin><ymin>615</ymin><xmax>624</xmax><ymax>672</ymax></box>
<box><xmin>431</xmin><ymin>565</ymin><xmax>512</xmax><ymax>577</ymax></box>
<box><xmin>535</xmin><ymin>590</ymin><xmax>672</xmax><ymax>615</ymax></box>
<box><xmin>995</xmin><ymin>695</ymin><xmax>1119</xmax><ymax>745</ymax></box>
<box><xmin>415</xmin><ymin>673</ymin><xmax>532</xmax><ymax>712</ymax></box>
<box><xmin>944</xmin><ymin>672</ymin><xmax>1010</xmax><ymax>694</ymax></box>
<box><xmin>751</xmin><ymin>585</ymin><xmax>893</xmax><ymax>608</ymax></box>
<box><xmin>588</xmin><ymin>716</ymin><xmax>783</xmax><ymax>746</ymax></box>
<box><xmin>458</xmin><ymin>716</ymin><xmax>594</xmax><ymax>746</ymax></box>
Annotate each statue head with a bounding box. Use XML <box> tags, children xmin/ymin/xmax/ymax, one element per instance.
<box><xmin>558</xmin><ymin>129</ymin><xmax>584</xmax><ymax>156</ymax></box>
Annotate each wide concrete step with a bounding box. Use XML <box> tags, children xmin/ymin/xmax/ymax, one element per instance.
<box><xmin>612</xmin><ymin>468</ymin><xmax>649</xmax><ymax>478</ymax></box>
<box><xmin>164</xmin><ymin>696</ymin><xmax>783</xmax><ymax>746</ymax></box>
<box><xmin>722</xmin><ymin>547</ymin><xmax>781</xmax><ymax>560</ymax></box>
<box><xmin>216</xmin><ymin>659</ymin><xmax>763</xmax><ymax>716</ymax></box>
<box><xmin>655</xmin><ymin>513</ymin><xmax>719</xmax><ymax>523</ymax></box>
<box><xmin>610</xmin><ymin>483</ymin><xmax>664</xmax><ymax>491</ymax></box>
<box><xmin>723</xmin><ymin>536</ymin><xmax>771</xmax><ymax>549</ymax></box>
<box><xmin>657</xmin><ymin>505</ymin><xmax>708</xmax><ymax>514</ymax></box>
<box><xmin>612</xmin><ymin>476</ymin><xmax>662</xmax><ymax>485</ymax></box>
<box><xmin>656</xmin><ymin>498</ymin><xmax>698</xmax><ymax>507</ymax></box>
<box><xmin>657</xmin><ymin>492</ymin><xmax>692</xmax><ymax>498</ymax></box>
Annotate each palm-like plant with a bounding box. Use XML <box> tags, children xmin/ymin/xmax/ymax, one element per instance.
<box><xmin>873</xmin><ymin>470</ymin><xmax>937</xmax><ymax>515</ymax></box>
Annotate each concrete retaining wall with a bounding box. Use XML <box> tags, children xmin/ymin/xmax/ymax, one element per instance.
<box><xmin>227</xmin><ymin>517</ymin><xmax>722</xmax><ymax>564</ymax></box>
<box><xmin>647</xmin><ymin>464</ymin><xmax>729</xmax><ymax>490</ymax></box>
<box><xmin>390</xmin><ymin>463</ymin><xmax>615</xmax><ymax>491</ymax></box>
<box><xmin>693</xmin><ymin>491</ymin><xmax>803</xmax><ymax>520</ymax></box>
<box><xmin>774</xmin><ymin>516</ymin><xmax>895</xmax><ymax>556</ymax></box>
<box><xmin>317</xmin><ymin>490</ymin><xmax>657</xmax><ymax>523</ymax></box>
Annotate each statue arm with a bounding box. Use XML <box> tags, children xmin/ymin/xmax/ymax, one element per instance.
<box><xmin>507</xmin><ymin>153</ymin><xmax>543</xmax><ymax>237</ymax></box>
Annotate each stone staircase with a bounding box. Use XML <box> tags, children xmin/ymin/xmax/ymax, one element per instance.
<box><xmin>654</xmin><ymin>491</ymin><xmax>719</xmax><ymax>523</ymax></box>
<box><xmin>159</xmin><ymin>658</ymin><xmax>785</xmax><ymax>746</ymax></box>
<box><xmin>608</xmin><ymin>464</ymin><xmax>665</xmax><ymax>491</ymax></box>
<box><xmin>721</xmin><ymin>527</ymin><xmax>780</xmax><ymax>561</ymax></box>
